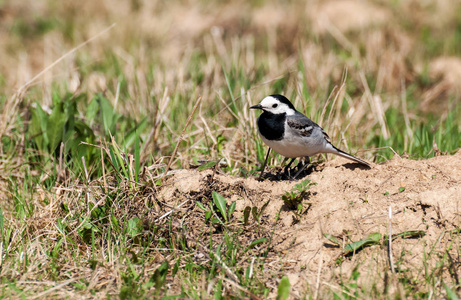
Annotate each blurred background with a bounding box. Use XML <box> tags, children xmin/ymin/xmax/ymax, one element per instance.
<box><xmin>1</xmin><ymin>0</ymin><xmax>460</xmax><ymax>174</ymax></box>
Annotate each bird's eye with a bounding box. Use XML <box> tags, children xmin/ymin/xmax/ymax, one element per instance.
<box><xmin>272</xmin><ymin>104</ymin><xmax>278</xmax><ymax>108</ymax></box>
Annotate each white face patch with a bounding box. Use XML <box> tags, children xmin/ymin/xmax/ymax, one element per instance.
<box><xmin>259</xmin><ymin>96</ymin><xmax>296</xmax><ymax>115</ymax></box>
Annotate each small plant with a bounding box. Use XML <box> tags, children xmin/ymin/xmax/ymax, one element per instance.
<box><xmin>196</xmin><ymin>191</ymin><xmax>236</xmax><ymax>224</ymax></box>
<box><xmin>282</xmin><ymin>179</ymin><xmax>315</xmax><ymax>212</ymax></box>
<box><xmin>324</xmin><ymin>230</ymin><xmax>426</xmax><ymax>256</ymax></box>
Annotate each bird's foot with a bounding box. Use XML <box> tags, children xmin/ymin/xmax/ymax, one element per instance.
<box><xmin>291</xmin><ymin>162</ymin><xmax>309</xmax><ymax>180</ymax></box>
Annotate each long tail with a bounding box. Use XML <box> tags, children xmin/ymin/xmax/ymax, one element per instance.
<box><xmin>329</xmin><ymin>145</ymin><xmax>371</xmax><ymax>167</ymax></box>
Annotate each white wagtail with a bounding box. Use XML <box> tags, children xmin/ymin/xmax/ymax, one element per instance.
<box><xmin>250</xmin><ymin>94</ymin><xmax>370</xmax><ymax>179</ymax></box>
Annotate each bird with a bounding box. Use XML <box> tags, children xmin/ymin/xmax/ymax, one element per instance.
<box><xmin>250</xmin><ymin>94</ymin><xmax>370</xmax><ymax>179</ymax></box>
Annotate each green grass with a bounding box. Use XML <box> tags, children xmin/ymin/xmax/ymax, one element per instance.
<box><xmin>1</xmin><ymin>0</ymin><xmax>461</xmax><ymax>298</ymax></box>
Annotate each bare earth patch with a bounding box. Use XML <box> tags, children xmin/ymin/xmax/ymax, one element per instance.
<box><xmin>161</xmin><ymin>151</ymin><xmax>461</xmax><ymax>296</ymax></box>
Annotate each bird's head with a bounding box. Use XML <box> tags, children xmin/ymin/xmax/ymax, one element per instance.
<box><xmin>250</xmin><ymin>95</ymin><xmax>296</xmax><ymax>115</ymax></box>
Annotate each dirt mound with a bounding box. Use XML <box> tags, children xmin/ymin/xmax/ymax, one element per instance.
<box><xmin>160</xmin><ymin>151</ymin><xmax>461</xmax><ymax>295</ymax></box>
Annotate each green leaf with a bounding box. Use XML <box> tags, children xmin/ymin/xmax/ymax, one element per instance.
<box><xmin>198</xmin><ymin>160</ymin><xmax>218</xmax><ymax>171</ymax></box>
<box><xmin>98</xmin><ymin>94</ymin><xmax>115</xmax><ymax>136</ymax></box>
<box><xmin>152</xmin><ymin>260</ymin><xmax>169</xmax><ymax>290</ymax></box>
<box><xmin>212</xmin><ymin>191</ymin><xmax>227</xmax><ymax>222</ymax></box>
<box><xmin>245</xmin><ymin>238</ymin><xmax>268</xmax><ymax>252</ymax></box>
<box><xmin>393</xmin><ymin>230</ymin><xmax>425</xmax><ymax>239</ymax></box>
<box><xmin>243</xmin><ymin>206</ymin><xmax>251</xmax><ymax>226</ymax></box>
<box><xmin>111</xmin><ymin>143</ymin><xmax>128</xmax><ymax>179</ymax></box>
<box><xmin>276</xmin><ymin>276</ymin><xmax>291</xmax><ymax>300</ymax></box>
<box><xmin>63</xmin><ymin>96</ymin><xmax>77</xmax><ymax>145</ymax></box>
<box><xmin>109</xmin><ymin>145</ymin><xmax>120</xmax><ymax>172</ymax></box>
<box><xmin>324</xmin><ymin>234</ymin><xmax>341</xmax><ymax>246</ymax></box>
<box><xmin>251</xmin><ymin>206</ymin><xmax>259</xmax><ymax>222</ymax></box>
<box><xmin>51</xmin><ymin>237</ymin><xmax>64</xmax><ymax>258</ymax></box>
<box><xmin>124</xmin><ymin>118</ymin><xmax>148</xmax><ymax>148</ymax></box>
<box><xmin>399</xmin><ymin>187</ymin><xmax>405</xmax><ymax>192</ymax></box>
<box><xmin>126</xmin><ymin>217</ymin><xmax>142</xmax><ymax>237</ymax></box>
<box><xmin>86</xmin><ymin>97</ymin><xmax>99</xmax><ymax>126</ymax></box>
<box><xmin>196</xmin><ymin>201</ymin><xmax>207</xmax><ymax>211</ymax></box>
<box><xmin>228</xmin><ymin>201</ymin><xmax>236</xmax><ymax>219</ymax></box>
<box><xmin>444</xmin><ymin>283</ymin><xmax>459</xmax><ymax>300</ymax></box>
<box><xmin>47</xmin><ymin>101</ymin><xmax>67</xmax><ymax>153</ymax></box>
<box><xmin>30</xmin><ymin>102</ymin><xmax>48</xmax><ymax>151</ymax></box>
<box><xmin>344</xmin><ymin>233</ymin><xmax>382</xmax><ymax>254</ymax></box>
<box><xmin>260</xmin><ymin>200</ymin><xmax>270</xmax><ymax>215</ymax></box>
<box><xmin>172</xmin><ymin>258</ymin><xmax>180</xmax><ymax>277</ymax></box>
<box><xmin>111</xmin><ymin>214</ymin><xmax>119</xmax><ymax>228</ymax></box>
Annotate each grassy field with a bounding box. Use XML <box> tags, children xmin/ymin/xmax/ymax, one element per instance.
<box><xmin>1</xmin><ymin>0</ymin><xmax>461</xmax><ymax>298</ymax></box>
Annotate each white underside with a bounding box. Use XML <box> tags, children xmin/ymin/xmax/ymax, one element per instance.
<box><xmin>260</xmin><ymin>126</ymin><xmax>336</xmax><ymax>158</ymax></box>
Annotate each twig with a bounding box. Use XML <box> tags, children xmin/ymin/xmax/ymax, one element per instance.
<box><xmin>0</xmin><ymin>24</ymin><xmax>116</xmax><ymax>138</ymax></box>
<box><xmin>29</xmin><ymin>278</ymin><xmax>79</xmax><ymax>300</ymax></box>
<box><xmin>155</xmin><ymin>199</ymin><xmax>190</xmax><ymax>222</ymax></box>
<box><xmin>363</xmin><ymin>146</ymin><xmax>401</xmax><ymax>158</ymax></box>
<box><xmin>100</xmin><ymin>145</ymin><xmax>108</xmax><ymax>194</ymax></box>
<box><xmin>81</xmin><ymin>156</ymin><xmax>91</xmax><ymax>213</ymax></box>
<box><xmin>249</xmin><ymin>257</ymin><xmax>255</xmax><ymax>279</ymax></box>
<box><xmin>220</xmin><ymin>277</ymin><xmax>262</xmax><ymax>300</ymax></box>
<box><xmin>314</xmin><ymin>247</ymin><xmax>324</xmax><ymax>300</ymax></box>
<box><xmin>388</xmin><ymin>205</ymin><xmax>395</xmax><ymax>273</ymax></box>
<box><xmin>162</xmin><ymin>96</ymin><xmax>202</xmax><ymax>180</ymax></box>
<box><xmin>21</xmin><ymin>24</ymin><xmax>116</xmax><ymax>90</ymax></box>
<box><xmin>213</xmin><ymin>254</ymin><xmax>239</xmax><ymax>283</ymax></box>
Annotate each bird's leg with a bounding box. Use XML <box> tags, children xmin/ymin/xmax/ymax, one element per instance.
<box><xmin>293</xmin><ymin>156</ymin><xmax>310</xmax><ymax>179</ymax></box>
<box><xmin>258</xmin><ymin>148</ymin><xmax>271</xmax><ymax>180</ymax></box>
<box><xmin>283</xmin><ymin>158</ymin><xmax>296</xmax><ymax>178</ymax></box>
<box><xmin>295</xmin><ymin>160</ymin><xmax>304</xmax><ymax>171</ymax></box>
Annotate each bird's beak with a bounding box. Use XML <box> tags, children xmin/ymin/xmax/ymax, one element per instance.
<box><xmin>250</xmin><ymin>104</ymin><xmax>262</xmax><ymax>110</ymax></box>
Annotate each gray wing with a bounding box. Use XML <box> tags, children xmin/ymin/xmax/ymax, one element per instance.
<box><xmin>287</xmin><ymin>112</ymin><xmax>330</xmax><ymax>141</ymax></box>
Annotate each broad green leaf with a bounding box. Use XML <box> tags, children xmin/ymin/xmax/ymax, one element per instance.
<box><xmin>251</xmin><ymin>206</ymin><xmax>258</xmax><ymax>222</ymax></box>
<box><xmin>212</xmin><ymin>191</ymin><xmax>227</xmax><ymax>222</ymax></box>
<box><xmin>126</xmin><ymin>217</ymin><xmax>142</xmax><ymax>237</ymax></box>
<box><xmin>98</xmin><ymin>94</ymin><xmax>115</xmax><ymax>135</ymax></box>
<box><xmin>344</xmin><ymin>233</ymin><xmax>382</xmax><ymax>254</ymax></box>
<box><xmin>63</xmin><ymin>97</ymin><xmax>77</xmax><ymax>144</ymax></box>
<box><xmin>86</xmin><ymin>97</ymin><xmax>99</xmax><ymax>126</ymax></box>
<box><xmin>228</xmin><ymin>201</ymin><xmax>236</xmax><ymax>219</ymax></box>
<box><xmin>276</xmin><ymin>276</ymin><xmax>291</xmax><ymax>300</ymax></box>
<box><xmin>196</xmin><ymin>201</ymin><xmax>207</xmax><ymax>211</ymax></box>
<box><xmin>30</xmin><ymin>103</ymin><xmax>48</xmax><ymax>151</ymax></box>
<box><xmin>47</xmin><ymin>101</ymin><xmax>67</xmax><ymax>153</ymax></box>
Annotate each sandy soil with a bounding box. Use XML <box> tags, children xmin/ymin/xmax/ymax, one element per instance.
<box><xmin>160</xmin><ymin>151</ymin><xmax>461</xmax><ymax>296</ymax></box>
